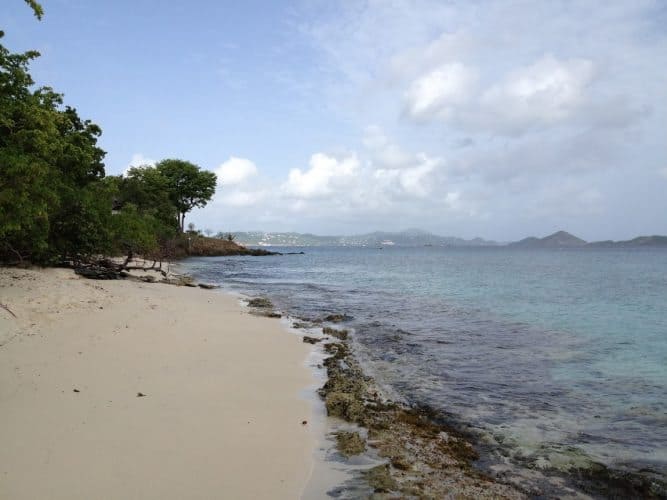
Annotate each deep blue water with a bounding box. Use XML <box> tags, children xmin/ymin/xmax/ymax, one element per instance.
<box><xmin>181</xmin><ymin>246</ymin><xmax>667</xmax><ymax>480</ymax></box>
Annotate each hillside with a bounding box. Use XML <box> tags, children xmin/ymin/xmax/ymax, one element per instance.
<box><xmin>510</xmin><ymin>231</ymin><xmax>587</xmax><ymax>248</ymax></box>
<box><xmin>233</xmin><ymin>229</ymin><xmax>499</xmax><ymax>247</ymax></box>
<box><xmin>587</xmin><ymin>235</ymin><xmax>667</xmax><ymax>248</ymax></box>
<box><xmin>175</xmin><ymin>236</ymin><xmax>277</xmax><ymax>257</ymax></box>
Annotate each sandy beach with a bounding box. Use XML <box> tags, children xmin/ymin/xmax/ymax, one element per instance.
<box><xmin>0</xmin><ymin>267</ymin><xmax>315</xmax><ymax>500</ymax></box>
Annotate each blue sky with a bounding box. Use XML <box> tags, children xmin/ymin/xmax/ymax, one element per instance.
<box><xmin>3</xmin><ymin>0</ymin><xmax>667</xmax><ymax>240</ymax></box>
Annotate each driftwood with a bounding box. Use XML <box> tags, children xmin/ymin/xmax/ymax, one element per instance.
<box><xmin>74</xmin><ymin>256</ymin><xmax>169</xmax><ymax>280</ymax></box>
<box><xmin>0</xmin><ymin>302</ymin><xmax>17</xmax><ymax>318</ymax></box>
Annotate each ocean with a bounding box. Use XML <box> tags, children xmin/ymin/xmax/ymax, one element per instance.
<box><xmin>180</xmin><ymin>246</ymin><xmax>667</xmax><ymax>492</ymax></box>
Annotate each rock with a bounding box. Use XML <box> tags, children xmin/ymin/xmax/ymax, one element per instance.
<box><xmin>198</xmin><ymin>283</ymin><xmax>217</xmax><ymax>289</ymax></box>
<box><xmin>302</xmin><ymin>336</ymin><xmax>322</xmax><ymax>344</ymax></box>
<box><xmin>325</xmin><ymin>392</ymin><xmax>365</xmax><ymax>422</ymax></box>
<box><xmin>323</xmin><ymin>327</ymin><xmax>349</xmax><ymax>340</ymax></box>
<box><xmin>335</xmin><ymin>431</ymin><xmax>367</xmax><ymax>456</ymax></box>
<box><xmin>140</xmin><ymin>275</ymin><xmax>156</xmax><ymax>283</ymax></box>
<box><xmin>247</xmin><ymin>297</ymin><xmax>273</xmax><ymax>308</ymax></box>
<box><xmin>161</xmin><ymin>275</ymin><xmax>196</xmax><ymax>287</ymax></box>
<box><xmin>302</xmin><ymin>420</ymin><xmax>308</xmax><ymax>425</ymax></box>
<box><xmin>362</xmin><ymin>464</ymin><xmax>398</xmax><ymax>493</ymax></box>
<box><xmin>323</xmin><ymin>313</ymin><xmax>352</xmax><ymax>323</ymax></box>
<box><xmin>73</xmin><ymin>389</ymin><xmax>80</xmax><ymax>393</ymax></box>
<box><xmin>390</xmin><ymin>456</ymin><xmax>412</xmax><ymax>470</ymax></box>
<box><xmin>137</xmin><ymin>392</ymin><xmax>146</xmax><ymax>397</ymax></box>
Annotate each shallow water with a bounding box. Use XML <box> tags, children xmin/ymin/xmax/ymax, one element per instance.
<box><xmin>181</xmin><ymin>246</ymin><xmax>667</xmax><ymax>486</ymax></box>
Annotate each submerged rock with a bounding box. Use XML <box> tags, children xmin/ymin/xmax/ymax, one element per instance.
<box><xmin>335</xmin><ymin>430</ymin><xmax>366</xmax><ymax>456</ymax></box>
<box><xmin>253</xmin><ymin>311</ymin><xmax>281</xmax><ymax>319</ymax></box>
<box><xmin>323</xmin><ymin>313</ymin><xmax>352</xmax><ymax>323</ymax></box>
<box><xmin>322</xmin><ymin>327</ymin><xmax>349</xmax><ymax>340</ymax></box>
<box><xmin>362</xmin><ymin>464</ymin><xmax>398</xmax><ymax>493</ymax></box>
<box><xmin>317</xmin><ymin>339</ymin><xmax>525</xmax><ymax>499</ymax></box>
<box><xmin>302</xmin><ymin>336</ymin><xmax>322</xmax><ymax>344</ymax></box>
<box><xmin>247</xmin><ymin>297</ymin><xmax>273</xmax><ymax>308</ymax></box>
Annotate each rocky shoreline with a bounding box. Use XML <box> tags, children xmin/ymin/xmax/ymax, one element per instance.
<box><xmin>244</xmin><ymin>298</ymin><xmax>524</xmax><ymax>498</ymax></box>
<box><xmin>245</xmin><ymin>297</ymin><xmax>667</xmax><ymax>499</ymax></box>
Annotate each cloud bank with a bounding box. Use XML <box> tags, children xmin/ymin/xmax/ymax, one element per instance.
<box><xmin>192</xmin><ymin>0</ymin><xmax>667</xmax><ymax>240</ymax></box>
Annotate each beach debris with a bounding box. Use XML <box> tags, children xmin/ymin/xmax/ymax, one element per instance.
<box><xmin>0</xmin><ymin>302</ymin><xmax>17</xmax><ymax>318</ymax></box>
<box><xmin>75</xmin><ymin>266</ymin><xmax>123</xmax><ymax>280</ymax></box>
<box><xmin>198</xmin><ymin>283</ymin><xmax>217</xmax><ymax>289</ymax></box>
<box><xmin>302</xmin><ymin>336</ymin><xmax>322</xmax><ymax>344</ymax></box>
<box><xmin>335</xmin><ymin>430</ymin><xmax>367</xmax><ymax>456</ymax></box>
<box><xmin>302</xmin><ymin>420</ymin><xmax>308</xmax><ymax>425</ymax></box>
<box><xmin>136</xmin><ymin>392</ymin><xmax>146</xmax><ymax>397</ymax></box>
<box><xmin>246</xmin><ymin>297</ymin><xmax>273</xmax><ymax>308</ymax></box>
<box><xmin>323</xmin><ymin>313</ymin><xmax>352</xmax><ymax>323</ymax></box>
<box><xmin>73</xmin><ymin>389</ymin><xmax>80</xmax><ymax>393</ymax></box>
<box><xmin>322</xmin><ymin>327</ymin><xmax>349</xmax><ymax>340</ymax></box>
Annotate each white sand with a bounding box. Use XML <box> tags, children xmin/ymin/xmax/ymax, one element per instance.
<box><xmin>0</xmin><ymin>267</ymin><xmax>315</xmax><ymax>499</ymax></box>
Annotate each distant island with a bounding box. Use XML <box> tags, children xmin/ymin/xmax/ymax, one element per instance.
<box><xmin>509</xmin><ymin>230</ymin><xmax>587</xmax><ymax>248</ymax></box>
<box><xmin>232</xmin><ymin>229</ymin><xmax>667</xmax><ymax>249</ymax></box>
<box><xmin>509</xmin><ymin>230</ymin><xmax>667</xmax><ymax>248</ymax></box>
<box><xmin>233</xmin><ymin>229</ymin><xmax>499</xmax><ymax>247</ymax></box>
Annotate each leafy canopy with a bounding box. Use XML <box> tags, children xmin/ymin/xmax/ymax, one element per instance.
<box><xmin>155</xmin><ymin>159</ymin><xmax>216</xmax><ymax>231</ymax></box>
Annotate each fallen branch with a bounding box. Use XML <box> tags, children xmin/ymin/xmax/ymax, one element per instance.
<box><xmin>0</xmin><ymin>302</ymin><xmax>17</xmax><ymax>318</ymax></box>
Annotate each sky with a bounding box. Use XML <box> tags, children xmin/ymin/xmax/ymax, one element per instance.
<box><xmin>3</xmin><ymin>0</ymin><xmax>667</xmax><ymax>241</ymax></box>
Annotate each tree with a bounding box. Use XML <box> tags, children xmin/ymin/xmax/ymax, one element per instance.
<box><xmin>115</xmin><ymin>166</ymin><xmax>178</xmax><ymax>230</ymax></box>
<box><xmin>155</xmin><ymin>159</ymin><xmax>216</xmax><ymax>232</ymax></box>
<box><xmin>0</xmin><ymin>30</ymin><xmax>109</xmax><ymax>263</ymax></box>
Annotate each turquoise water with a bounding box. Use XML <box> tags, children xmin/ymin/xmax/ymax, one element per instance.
<box><xmin>182</xmin><ymin>247</ymin><xmax>667</xmax><ymax>486</ymax></box>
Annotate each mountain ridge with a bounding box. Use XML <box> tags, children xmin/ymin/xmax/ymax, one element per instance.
<box><xmin>229</xmin><ymin>229</ymin><xmax>667</xmax><ymax>248</ymax></box>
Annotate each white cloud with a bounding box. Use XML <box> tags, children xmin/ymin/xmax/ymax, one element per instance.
<box><xmin>123</xmin><ymin>153</ymin><xmax>155</xmax><ymax>176</ymax></box>
<box><xmin>363</xmin><ymin>126</ymin><xmax>413</xmax><ymax>168</ymax></box>
<box><xmin>373</xmin><ymin>154</ymin><xmax>440</xmax><ymax>198</ymax></box>
<box><xmin>189</xmin><ymin>1</ymin><xmax>666</xmax><ymax>239</ymax></box>
<box><xmin>219</xmin><ymin>190</ymin><xmax>266</xmax><ymax>207</ymax></box>
<box><xmin>479</xmin><ymin>55</ymin><xmax>595</xmax><ymax>131</ymax></box>
<box><xmin>404</xmin><ymin>62</ymin><xmax>476</xmax><ymax>120</ymax></box>
<box><xmin>215</xmin><ymin>157</ymin><xmax>258</xmax><ymax>186</ymax></box>
<box><xmin>282</xmin><ymin>153</ymin><xmax>360</xmax><ymax>198</ymax></box>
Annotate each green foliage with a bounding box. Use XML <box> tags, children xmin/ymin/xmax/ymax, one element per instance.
<box><xmin>109</xmin><ymin>204</ymin><xmax>160</xmax><ymax>259</ymax></box>
<box><xmin>115</xmin><ymin>166</ymin><xmax>178</xmax><ymax>229</ymax></box>
<box><xmin>0</xmin><ymin>25</ymin><xmax>217</xmax><ymax>264</ymax></box>
<box><xmin>24</xmin><ymin>1</ymin><xmax>44</xmax><ymax>20</ymax></box>
<box><xmin>156</xmin><ymin>159</ymin><xmax>216</xmax><ymax>231</ymax></box>
<box><xmin>0</xmin><ymin>31</ymin><xmax>110</xmax><ymax>263</ymax></box>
